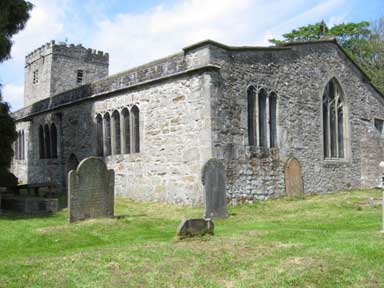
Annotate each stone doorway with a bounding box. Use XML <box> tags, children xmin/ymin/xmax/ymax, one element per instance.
<box><xmin>284</xmin><ymin>158</ymin><xmax>304</xmax><ymax>197</ymax></box>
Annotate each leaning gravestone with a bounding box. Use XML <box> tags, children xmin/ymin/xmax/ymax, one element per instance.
<box><xmin>202</xmin><ymin>158</ymin><xmax>228</xmax><ymax>219</ymax></box>
<box><xmin>68</xmin><ymin>157</ymin><xmax>114</xmax><ymax>222</ymax></box>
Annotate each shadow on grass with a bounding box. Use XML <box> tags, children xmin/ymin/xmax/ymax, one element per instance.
<box><xmin>0</xmin><ymin>210</ymin><xmax>58</xmax><ymax>221</ymax></box>
<box><xmin>0</xmin><ymin>192</ymin><xmax>68</xmax><ymax>221</ymax></box>
<box><xmin>114</xmin><ymin>213</ymin><xmax>147</xmax><ymax>219</ymax></box>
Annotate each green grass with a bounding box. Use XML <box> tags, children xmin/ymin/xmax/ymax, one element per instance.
<box><xmin>1</xmin><ymin>189</ymin><xmax>384</xmax><ymax>287</ymax></box>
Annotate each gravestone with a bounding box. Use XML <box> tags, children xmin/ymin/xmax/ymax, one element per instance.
<box><xmin>202</xmin><ymin>158</ymin><xmax>228</xmax><ymax>219</ymax></box>
<box><xmin>68</xmin><ymin>157</ymin><xmax>114</xmax><ymax>222</ymax></box>
<box><xmin>284</xmin><ymin>158</ymin><xmax>304</xmax><ymax>197</ymax></box>
<box><xmin>176</xmin><ymin>218</ymin><xmax>214</xmax><ymax>239</ymax></box>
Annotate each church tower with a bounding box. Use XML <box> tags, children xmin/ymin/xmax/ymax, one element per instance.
<box><xmin>24</xmin><ymin>40</ymin><xmax>109</xmax><ymax>106</ymax></box>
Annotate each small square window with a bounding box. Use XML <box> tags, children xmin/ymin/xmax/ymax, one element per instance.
<box><xmin>33</xmin><ymin>70</ymin><xmax>39</xmax><ymax>84</ymax></box>
<box><xmin>76</xmin><ymin>70</ymin><xmax>84</xmax><ymax>84</ymax></box>
<box><xmin>374</xmin><ymin>118</ymin><xmax>383</xmax><ymax>134</ymax></box>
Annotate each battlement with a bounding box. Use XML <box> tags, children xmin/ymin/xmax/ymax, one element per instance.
<box><xmin>24</xmin><ymin>40</ymin><xmax>109</xmax><ymax>106</ymax></box>
<box><xmin>25</xmin><ymin>40</ymin><xmax>109</xmax><ymax>65</ymax></box>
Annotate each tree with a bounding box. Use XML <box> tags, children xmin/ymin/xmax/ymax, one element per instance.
<box><xmin>0</xmin><ymin>0</ymin><xmax>33</xmax><ymax>62</ymax></box>
<box><xmin>351</xmin><ymin>18</ymin><xmax>384</xmax><ymax>93</ymax></box>
<box><xmin>269</xmin><ymin>20</ymin><xmax>371</xmax><ymax>45</ymax></box>
<box><xmin>270</xmin><ymin>19</ymin><xmax>384</xmax><ymax>94</ymax></box>
<box><xmin>0</xmin><ymin>0</ymin><xmax>32</xmax><ymax>186</ymax></box>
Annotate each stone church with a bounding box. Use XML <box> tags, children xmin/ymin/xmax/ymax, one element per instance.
<box><xmin>10</xmin><ymin>38</ymin><xmax>384</xmax><ymax>204</ymax></box>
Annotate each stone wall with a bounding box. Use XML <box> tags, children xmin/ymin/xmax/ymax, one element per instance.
<box><xmin>207</xmin><ymin>41</ymin><xmax>384</xmax><ymax>201</ymax></box>
<box><xmin>13</xmin><ymin>69</ymin><xmax>215</xmax><ymax>204</ymax></box>
<box><xmin>11</xmin><ymin>39</ymin><xmax>384</xmax><ymax>205</ymax></box>
<box><xmin>98</xmin><ymin>72</ymin><xmax>213</xmax><ymax>204</ymax></box>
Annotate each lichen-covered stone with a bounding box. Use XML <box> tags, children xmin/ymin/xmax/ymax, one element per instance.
<box><xmin>68</xmin><ymin>157</ymin><xmax>114</xmax><ymax>222</ymax></box>
<box><xmin>202</xmin><ymin>158</ymin><xmax>228</xmax><ymax>218</ymax></box>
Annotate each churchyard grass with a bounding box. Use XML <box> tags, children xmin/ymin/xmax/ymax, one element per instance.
<box><xmin>0</xmin><ymin>189</ymin><xmax>383</xmax><ymax>287</ymax></box>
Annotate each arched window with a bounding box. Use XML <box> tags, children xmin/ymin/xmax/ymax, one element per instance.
<box><xmin>39</xmin><ymin>125</ymin><xmax>44</xmax><ymax>159</ymax></box>
<box><xmin>247</xmin><ymin>86</ymin><xmax>278</xmax><ymax>149</ymax></box>
<box><xmin>247</xmin><ymin>86</ymin><xmax>256</xmax><ymax>145</ymax></box>
<box><xmin>269</xmin><ymin>92</ymin><xmax>277</xmax><ymax>148</ymax></box>
<box><xmin>112</xmin><ymin>110</ymin><xmax>121</xmax><ymax>155</ymax></box>
<box><xmin>21</xmin><ymin>130</ymin><xmax>25</xmax><ymax>160</ymax></box>
<box><xmin>131</xmin><ymin>105</ymin><xmax>140</xmax><ymax>153</ymax></box>
<box><xmin>103</xmin><ymin>113</ymin><xmax>112</xmax><ymax>156</ymax></box>
<box><xmin>121</xmin><ymin>108</ymin><xmax>130</xmax><ymax>154</ymax></box>
<box><xmin>258</xmin><ymin>89</ymin><xmax>268</xmax><ymax>147</ymax></box>
<box><xmin>323</xmin><ymin>78</ymin><xmax>345</xmax><ymax>159</ymax></box>
<box><xmin>15</xmin><ymin>131</ymin><xmax>19</xmax><ymax>160</ymax></box>
<box><xmin>96</xmin><ymin>114</ymin><xmax>104</xmax><ymax>156</ymax></box>
<box><xmin>51</xmin><ymin>123</ymin><xmax>58</xmax><ymax>158</ymax></box>
<box><xmin>44</xmin><ymin>124</ymin><xmax>51</xmax><ymax>158</ymax></box>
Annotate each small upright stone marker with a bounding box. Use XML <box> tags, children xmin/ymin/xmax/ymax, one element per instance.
<box><xmin>68</xmin><ymin>157</ymin><xmax>114</xmax><ymax>222</ymax></box>
<box><xmin>176</xmin><ymin>218</ymin><xmax>214</xmax><ymax>239</ymax></box>
<box><xmin>202</xmin><ymin>158</ymin><xmax>228</xmax><ymax>219</ymax></box>
<box><xmin>284</xmin><ymin>158</ymin><xmax>304</xmax><ymax>197</ymax></box>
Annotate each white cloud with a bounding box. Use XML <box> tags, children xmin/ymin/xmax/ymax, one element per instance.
<box><xmin>10</xmin><ymin>0</ymin><xmax>70</xmax><ymax>61</ymax></box>
<box><xmin>91</xmin><ymin>0</ymin><xmax>313</xmax><ymax>73</ymax></box>
<box><xmin>1</xmin><ymin>0</ymin><xmax>350</xmax><ymax>110</ymax></box>
<box><xmin>91</xmin><ymin>0</ymin><xmax>348</xmax><ymax>74</ymax></box>
<box><xmin>2</xmin><ymin>84</ymin><xmax>24</xmax><ymax>111</ymax></box>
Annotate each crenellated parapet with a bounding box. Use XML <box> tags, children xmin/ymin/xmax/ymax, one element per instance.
<box><xmin>25</xmin><ymin>40</ymin><xmax>109</xmax><ymax>66</ymax></box>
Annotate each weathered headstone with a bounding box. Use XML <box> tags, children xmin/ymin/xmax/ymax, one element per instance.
<box><xmin>176</xmin><ymin>218</ymin><xmax>214</xmax><ymax>239</ymax></box>
<box><xmin>202</xmin><ymin>158</ymin><xmax>228</xmax><ymax>219</ymax></box>
<box><xmin>68</xmin><ymin>157</ymin><xmax>114</xmax><ymax>222</ymax></box>
<box><xmin>284</xmin><ymin>158</ymin><xmax>304</xmax><ymax>197</ymax></box>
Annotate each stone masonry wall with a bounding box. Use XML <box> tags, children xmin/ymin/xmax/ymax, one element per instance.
<box><xmin>208</xmin><ymin>41</ymin><xmax>384</xmax><ymax>201</ymax></box>
<box><xmin>12</xmin><ymin>101</ymin><xmax>96</xmax><ymax>189</ymax></box>
<box><xmin>97</xmin><ymin>73</ymin><xmax>213</xmax><ymax>204</ymax></box>
<box><xmin>12</xmin><ymin>70</ymin><xmax>214</xmax><ymax>204</ymax></box>
<box><xmin>11</xmin><ymin>39</ymin><xmax>384</xmax><ymax>205</ymax></box>
<box><xmin>24</xmin><ymin>41</ymin><xmax>108</xmax><ymax>107</ymax></box>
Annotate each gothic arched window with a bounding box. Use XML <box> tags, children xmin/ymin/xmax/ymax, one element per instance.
<box><xmin>247</xmin><ymin>86</ymin><xmax>278</xmax><ymax>149</ymax></box>
<box><xmin>103</xmin><ymin>113</ymin><xmax>112</xmax><ymax>156</ymax></box>
<box><xmin>44</xmin><ymin>124</ymin><xmax>51</xmax><ymax>158</ymax></box>
<box><xmin>51</xmin><ymin>123</ymin><xmax>58</xmax><ymax>158</ymax></box>
<box><xmin>112</xmin><ymin>110</ymin><xmax>121</xmax><ymax>155</ymax></box>
<box><xmin>96</xmin><ymin>114</ymin><xmax>104</xmax><ymax>156</ymax></box>
<box><xmin>258</xmin><ymin>89</ymin><xmax>268</xmax><ymax>147</ymax></box>
<box><xmin>247</xmin><ymin>86</ymin><xmax>256</xmax><ymax>145</ymax></box>
<box><xmin>39</xmin><ymin>125</ymin><xmax>44</xmax><ymax>159</ymax></box>
<box><xmin>15</xmin><ymin>131</ymin><xmax>19</xmax><ymax>160</ymax></box>
<box><xmin>269</xmin><ymin>92</ymin><xmax>277</xmax><ymax>148</ymax></box>
<box><xmin>121</xmin><ymin>108</ymin><xmax>130</xmax><ymax>154</ymax></box>
<box><xmin>131</xmin><ymin>105</ymin><xmax>140</xmax><ymax>153</ymax></box>
<box><xmin>21</xmin><ymin>130</ymin><xmax>25</xmax><ymax>160</ymax></box>
<box><xmin>322</xmin><ymin>78</ymin><xmax>345</xmax><ymax>159</ymax></box>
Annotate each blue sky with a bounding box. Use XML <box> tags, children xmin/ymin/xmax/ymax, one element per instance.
<box><xmin>1</xmin><ymin>0</ymin><xmax>383</xmax><ymax>111</ymax></box>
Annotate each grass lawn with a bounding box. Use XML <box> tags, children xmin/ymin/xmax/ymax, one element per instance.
<box><xmin>0</xmin><ymin>189</ymin><xmax>384</xmax><ymax>287</ymax></box>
